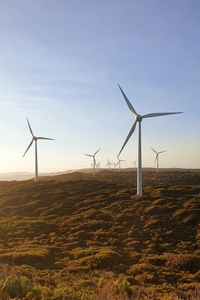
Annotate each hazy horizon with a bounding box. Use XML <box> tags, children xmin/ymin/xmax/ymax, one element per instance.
<box><xmin>0</xmin><ymin>0</ymin><xmax>200</xmax><ymax>173</ymax></box>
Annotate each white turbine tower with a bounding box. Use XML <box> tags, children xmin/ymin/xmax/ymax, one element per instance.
<box><xmin>23</xmin><ymin>118</ymin><xmax>54</xmax><ymax>182</ymax></box>
<box><xmin>151</xmin><ymin>147</ymin><xmax>167</xmax><ymax>173</ymax></box>
<box><xmin>117</xmin><ymin>156</ymin><xmax>125</xmax><ymax>169</ymax></box>
<box><xmin>84</xmin><ymin>148</ymin><xmax>101</xmax><ymax>175</ymax></box>
<box><xmin>118</xmin><ymin>84</ymin><xmax>182</xmax><ymax>196</ymax></box>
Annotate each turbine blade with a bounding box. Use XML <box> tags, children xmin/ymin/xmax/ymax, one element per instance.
<box><xmin>118</xmin><ymin>120</ymin><xmax>137</xmax><ymax>157</ymax></box>
<box><xmin>151</xmin><ymin>147</ymin><xmax>157</xmax><ymax>154</ymax></box>
<box><xmin>22</xmin><ymin>139</ymin><xmax>34</xmax><ymax>157</ymax></box>
<box><xmin>37</xmin><ymin>137</ymin><xmax>54</xmax><ymax>140</ymax></box>
<box><xmin>143</xmin><ymin>112</ymin><xmax>183</xmax><ymax>118</ymax></box>
<box><xmin>159</xmin><ymin>150</ymin><xmax>167</xmax><ymax>154</ymax></box>
<box><xmin>155</xmin><ymin>154</ymin><xmax>158</xmax><ymax>164</ymax></box>
<box><xmin>94</xmin><ymin>148</ymin><xmax>101</xmax><ymax>156</ymax></box>
<box><xmin>118</xmin><ymin>84</ymin><xmax>137</xmax><ymax>115</ymax></box>
<box><xmin>27</xmin><ymin>118</ymin><xmax>34</xmax><ymax>137</ymax></box>
<box><xmin>84</xmin><ymin>154</ymin><xmax>93</xmax><ymax>157</ymax></box>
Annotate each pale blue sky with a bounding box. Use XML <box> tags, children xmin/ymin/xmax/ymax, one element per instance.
<box><xmin>0</xmin><ymin>0</ymin><xmax>199</xmax><ymax>172</ymax></box>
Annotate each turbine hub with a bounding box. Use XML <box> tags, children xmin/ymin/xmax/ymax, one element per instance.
<box><xmin>136</xmin><ymin>114</ymin><xmax>142</xmax><ymax>122</ymax></box>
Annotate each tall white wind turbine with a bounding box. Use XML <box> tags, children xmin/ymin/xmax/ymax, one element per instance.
<box><xmin>23</xmin><ymin>118</ymin><xmax>54</xmax><ymax>182</ymax></box>
<box><xmin>84</xmin><ymin>148</ymin><xmax>101</xmax><ymax>175</ymax></box>
<box><xmin>151</xmin><ymin>147</ymin><xmax>167</xmax><ymax>173</ymax></box>
<box><xmin>118</xmin><ymin>84</ymin><xmax>182</xmax><ymax>196</ymax></box>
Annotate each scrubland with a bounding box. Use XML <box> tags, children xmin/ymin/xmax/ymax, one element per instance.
<box><xmin>0</xmin><ymin>170</ymin><xmax>199</xmax><ymax>299</ymax></box>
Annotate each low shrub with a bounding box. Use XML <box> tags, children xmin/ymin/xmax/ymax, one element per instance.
<box><xmin>1</xmin><ymin>276</ymin><xmax>30</xmax><ymax>298</ymax></box>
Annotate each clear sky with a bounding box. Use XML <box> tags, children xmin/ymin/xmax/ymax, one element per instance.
<box><xmin>0</xmin><ymin>0</ymin><xmax>199</xmax><ymax>173</ymax></box>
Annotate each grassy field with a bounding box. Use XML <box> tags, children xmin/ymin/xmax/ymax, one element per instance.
<box><xmin>0</xmin><ymin>170</ymin><xmax>199</xmax><ymax>299</ymax></box>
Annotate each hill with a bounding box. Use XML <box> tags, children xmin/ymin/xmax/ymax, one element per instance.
<box><xmin>0</xmin><ymin>170</ymin><xmax>199</xmax><ymax>299</ymax></box>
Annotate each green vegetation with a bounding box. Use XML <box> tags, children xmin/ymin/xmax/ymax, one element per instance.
<box><xmin>0</xmin><ymin>170</ymin><xmax>199</xmax><ymax>299</ymax></box>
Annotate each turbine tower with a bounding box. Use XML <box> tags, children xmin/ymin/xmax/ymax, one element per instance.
<box><xmin>84</xmin><ymin>148</ymin><xmax>101</xmax><ymax>175</ymax></box>
<box><xmin>117</xmin><ymin>84</ymin><xmax>182</xmax><ymax>196</ymax></box>
<box><xmin>151</xmin><ymin>147</ymin><xmax>167</xmax><ymax>173</ymax></box>
<box><xmin>23</xmin><ymin>118</ymin><xmax>54</xmax><ymax>182</ymax></box>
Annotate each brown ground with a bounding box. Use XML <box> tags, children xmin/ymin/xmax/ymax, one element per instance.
<box><xmin>0</xmin><ymin>169</ymin><xmax>199</xmax><ymax>299</ymax></box>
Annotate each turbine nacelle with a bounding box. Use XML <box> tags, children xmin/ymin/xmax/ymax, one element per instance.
<box><xmin>135</xmin><ymin>114</ymin><xmax>142</xmax><ymax>122</ymax></box>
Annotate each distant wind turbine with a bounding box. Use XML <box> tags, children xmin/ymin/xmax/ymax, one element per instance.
<box><xmin>84</xmin><ymin>148</ymin><xmax>101</xmax><ymax>175</ymax></box>
<box><xmin>112</xmin><ymin>160</ymin><xmax>118</xmax><ymax>169</ymax></box>
<box><xmin>23</xmin><ymin>118</ymin><xmax>54</xmax><ymax>182</ymax></box>
<box><xmin>105</xmin><ymin>159</ymin><xmax>113</xmax><ymax>168</ymax></box>
<box><xmin>96</xmin><ymin>162</ymin><xmax>101</xmax><ymax>169</ymax></box>
<box><xmin>117</xmin><ymin>156</ymin><xmax>125</xmax><ymax>169</ymax></box>
<box><xmin>151</xmin><ymin>147</ymin><xmax>167</xmax><ymax>173</ymax></box>
<box><xmin>117</xmin><ymin>84</ymin><xmax>182</xmax><ymax>196</ymax></box>
<box><xmin>131</xmin><ymin>160</ymin><xmax>137</xmax><ymax>168</ymax></box>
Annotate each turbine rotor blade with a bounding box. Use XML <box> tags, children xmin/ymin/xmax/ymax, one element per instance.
<box><xmin>159</xmin><ymin>150</ymin><xmax>167</xmax><ymax>154</ymax></box>
<box><xmin>94</xmin><ymin>148</ymin><xmax>101</xmax><ymax>156</ymax></box>
<box><xmin>155</xmin><ymin>154</ymin><xmax>158</xmax><ymax>164</ymax></box>
<box><xmin>151</xmin><ymin>147</ymin><xmax>157</xmax><ymax>154</ymax></box>
<box><xmin>142</xmin><ymin>112</ymin><xmax>183</xmax><ymax>118</ymax></box>
<box><xmin>27</xmin><ymin>118</ymin><xmax>34</xmax><ymax>137</ymax></box>
<box><xmin>118</xmin><ymin>120</ymin><xmax>137</xmax><ymax>157</ymax></box>
<box><xmin>23</xmin><ymin>139</ymin><xmax>34</xmax><ymax>157</ymax></box>
<box><xmin>37</xmin><ymin>137</ymin><xmax>54</xmax><ymax>140</ymax></box>
<box><xmin>84</xmin><ymin>154</ymin><xmax>93</xmax><ymax>157</ymax></box>
<box><xmin>118</xmin><ymin>84</ymin><xmax>137</xmax><ymax>115</ymax></box>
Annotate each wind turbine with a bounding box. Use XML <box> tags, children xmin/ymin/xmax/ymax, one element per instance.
<box><xmin>112</xmin><ymin>161</ymin><xmax>118</xmax><ymax>169</ymax></box>
<box><xmin>117</xmin><ymin>156</ymin><xmax>125</xmax><ymax>169</ymax></box>
<box><xmin>84</xmin><ymin>148</ymin><xmax>101</xmax><ymax>175</ymax></box>
<box><xmin>23</xmin><ymin>118</ymin><xmax>54</xmax><ymax>182</ymax></box>
<box><xmin>151</xmin><ymin>147</ymin><xmax>167</xmax><ymax>173</ymax></box>
<box><xmin>105</xmin><ymin>159</ymin><xmax>113</xmax><ymax>168</ymax></box>
<box><xmin>96</xmin><ymin>162</ymin><xmax>101</xmax><ymax>169</ymax></box>
<box><xmin>117</xmin><ymin>84</ymin><xmax>182</xmax><ymax>196</ymax></box>
<box><xmin>131</xmin><ymin>160</ymin><xmax>137</xmax><ymax>168</ymax></box>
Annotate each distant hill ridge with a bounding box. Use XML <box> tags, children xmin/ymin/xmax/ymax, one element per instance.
<box><xmin>0</xmin><ymin>167</ymin><xmax>200</xmax><ymax>181</ymax></box>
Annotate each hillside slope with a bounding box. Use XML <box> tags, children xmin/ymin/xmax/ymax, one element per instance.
<box><xmin>0</xmin><ymin>170</ymin><xmax>199</xmax><ymax>299</ymax></box>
